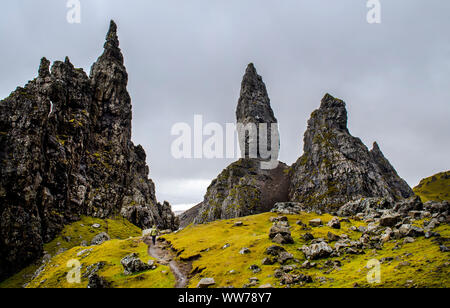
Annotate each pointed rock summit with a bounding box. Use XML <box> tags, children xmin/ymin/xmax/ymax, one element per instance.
<box><xmin>289</xmin><ymin>93</ymin><xmax>413</xmax><ymax>212</ymax></box>
<box><xmin>192</xmin><ymin>64</ymin><xmax>288</xmax><ymax>224</ymax></box>
<box><xmin>0</xmin><ymin>21</ymin><xmax>178</xmax><ymax>281</ymax></box>
<box><xmin>236</xmin><ymin>63</ymin><xmax>279</xmax><ymax>161</ymax></box>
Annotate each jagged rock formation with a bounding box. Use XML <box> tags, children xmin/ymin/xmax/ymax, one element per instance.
<box><xmin>194</xmin><ymin>159</ymin><xmax>290</xmax><ymax>223</ymax></box>
<box><xmin>289</xmin><ymin>93</ymin><xmax>414</xmax><ymax>212</ymax></box>
<box><xmin>0</xmin><ymin>21</ymin><xmax>178</xmax><ymax>281</ymax></box>
<box><xmin>236</xmin><ymin>63</ymin><xmax>279</xmax><ymax>162</ymax></box>
<box><xmin>194</xmin><ymin>64</ymin><xmax>288</xmax><ymax>224</ymax></box>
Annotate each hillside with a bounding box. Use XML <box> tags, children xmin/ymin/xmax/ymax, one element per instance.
<box><xmin>414</xmin><ymin>171</ymin><xmax>450</xmax><ymax>203</ymax></box>
<box><xmin>164</xmin><ymin>211</ymin><xmax>449</xmax><ymax>288</ymax></box>
<box><xmin>0</xmin><ymin>216</ymin><xmax>174</xmax><ymax>288</ymax></box>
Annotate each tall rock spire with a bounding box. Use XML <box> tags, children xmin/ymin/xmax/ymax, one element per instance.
<box><xmin>289</xmin><ymin>93</ymin><xmax>413</xmax><ymax>212</ymax></box>
<box><xmin>236</xmin><ymin>63</ymin><xmax>279</xmax><ymax>161</ymax></box>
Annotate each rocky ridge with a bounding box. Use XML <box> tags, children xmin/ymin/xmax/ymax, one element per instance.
<box><xmin>0</xmin><ymin>21</ymin><xmax>178</xmax><ymax>281</ymax></box>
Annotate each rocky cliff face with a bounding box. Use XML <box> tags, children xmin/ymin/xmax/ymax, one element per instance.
<box><xmin>194</xmin><ymin>64</ymin><xmax>289</xmax><ymax>224</ymax></box>
<box><xmin>289</xmin><ymin>93</ymin><xmax>414</xmax><ymax>212</ymax></box>
<box><xmin>0</xmin><ymin>21</ymin><xmax>178</xmax><ymax>281</ymax></box>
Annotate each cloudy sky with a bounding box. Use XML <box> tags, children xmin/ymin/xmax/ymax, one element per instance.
<box><xmin>1</xmin><ymin>0</ymin><xmax>449</xmax><ymax>211</ymax></box>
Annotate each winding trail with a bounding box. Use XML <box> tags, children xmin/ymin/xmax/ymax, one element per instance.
<box><xmin>145</xmin><ymin>238</ymin><xmax>191</xmax><ymax>288</ymax></box>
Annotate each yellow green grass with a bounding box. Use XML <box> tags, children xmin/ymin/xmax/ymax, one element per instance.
<box><xmin>414</xmin><ymin>171</ymin><xmax>450</xmax><ymax>203</ymax></box>
<box><xmin>0</xmin><ymin>216</ymin><xmax>174</xmax><ymax>288</ymax></box>
<box><xmin>164</xmin><ymin>212</ymin><xmax>450</xmax><ymax>288</ymax></box>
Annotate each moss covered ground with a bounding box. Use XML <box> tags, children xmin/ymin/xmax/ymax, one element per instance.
<box><xmin>2</xmin><ymin>211</ymin><xmax>448</xmax><ymax>288</ymax></box>
<box><xmin>164</xmin><ymin>212</ymin><xmax>449</xmax><ymax>288</ymax></box>
<box><xmin>0</xmin><ymin>216</ymin><xmax>174</xmax><ymax>288</ymax></box>
<box><xmin>414</xmin><ymin>171</ymin><xmax>450</xmax><ymax>203</ymax></box>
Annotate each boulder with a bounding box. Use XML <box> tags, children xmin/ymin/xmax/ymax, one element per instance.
<box><xmin>309</xmin><ymin>219</ymin><xmax>322</xmax><ymax>227</ymax></box>
<box><xmin>197</xmin><ymin>278</ymin><xmax>216</xmax><ymax>288</ymax></box>
<box><xmin>327</xmin><ymin>217</ymin><xmax>341</xmax><ymax>229</ymax></box>
<box><xmin>91</xmin><ymin>232</ymin><xmax>110</xmax><ymax>246</ymax></box>
<box><xmin>265</xmin><ymin>245</ymin><xmax>286</xmax><ymax>257</ymax></box>
<box><xmin>301</xmin><ymin>242</ymin><xmax>333</xmax><ymax>260</ymax></box>
<box><xmin>120</xmin><ymin>253</ymin><xmax>151</xmax><ymax>275</ymax></box>
<box><xmin>379</xmin><ymin>213</ymin><xmax>401</xmax><ymax>227</ymax></box>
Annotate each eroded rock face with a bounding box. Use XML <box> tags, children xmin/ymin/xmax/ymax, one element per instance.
<box><xmin>0</xmin><ymin>20</ymin><xmax>178</xmax><ymax>281</ymax></box>
<box><xmin>289</xmin><ymin>94</ymin><xmax>414</xmax><ymax>213</ymax></box>
<box><xmin>194</xmin><ymin>159</ymin><xmax>290</xmax><ymax>223</ymax></box>
<box><xmin>194</xmin><ymin>65</ymin><xmax>288</xmax><ymax>224</ymax></box>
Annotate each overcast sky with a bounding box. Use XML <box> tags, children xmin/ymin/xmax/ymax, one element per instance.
<box><xmin>1</xmin><ymin>0</ymin><xmax>449</xmax><ymax>211</ymax></box>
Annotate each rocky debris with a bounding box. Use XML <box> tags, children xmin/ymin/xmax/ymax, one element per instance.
<box><xmin>262</xmin><ymin>257</ymin><xmax>276</xmax><ymax>265</ymax></box>
<box><xmin>259</xmin><ymin>284</ymin><xmax>273</xmax><ymax>288</ymax></box>
<box><xmin>265</xmin><ymin>245</ymin><xmax>286</xmax><ymax>257</ymax></box>
<box><xmin>197</xmin><ymin>278</ymin><xmax>216</xmax><ymax>288</ymax></box>
<box><xmin>290</xmin><ymin>94</ymin><xmax>413</xmax><ymax>214</ymax></box>
<box><xmin>0</xmin><ymin>20</ymin><xmax>179</xmax><ymax>280</ymax></box>
<box><xmin>92</xmin><ymin>224</ymin><xmax>101</xmax><ymax>229</ymax></box>
<box><xmin>278</xmin><ymin>252</ymin><xmax>294</xmax><ymax>264</ymax></box>
<box><xmin>302</xmin><ymin>233</ymin><xmax>315</xmax><ymax>241</ymax></box>
<box><xmin>233</xmin><ymin>221</ymin><xmax>244</xmax><ymax>227</ymax></box>
<box><xmin>301</xmin><ymin>242</ymin><xmax>333</xmax><ymax>260</ymax></box>
<box><xmin>91</xmin><ymin>232</ymin><xmax>110</xmax><ymax>246</ymax></box>
<box><xmin>379</xmin><ymin>213</ymin><xmax>402</xmax><ymax>227</ymax></box>
<box><xmin>399</xmin><ymin>224</ymin><xmax>424</xmax><ymax>238</ymax></box>
<box><xmin>327</xmin><ymin>217</ymin><xmax>341</xmax><ymax>229</ymax></box>
<box><xmin>239</xmin><ymin>248</ymin><xmax>251</xmax><ymax>255</ymax></box>
<box><xmin>193</xmin><ymin>64</ymin><xmax>290</xmax><ymax>224</ymax></box>
<box><xmin>309</xmin><ymin>219</ymin><xmax>322</xmax><ymax>227</ymax></box>
<box><xmin>269</xmin><ymin>223</ymin><xmax>294</xmax><ymax>244</ymax></box>
<box><xmin>271</xmin><ymin>202</ymin><xmax>303</xmax><ymax>215</ymax></box>
<box><xmin>77</xmin><ymin>248</ymin><xmax>93</xmax><ymax>257</ymax></box>
<box><xmin>327</xmin><ymin>232</ymin><xmax>341</xmax><ymax>242</ymax></box>
<box><xmin>83</xmin><ymin>261</ymin><xmax>106</xmax><ymax>278</ymax></box>
<box><xmin>337</xmin><ymin>198</ymin><xmax>391</xmax><ymax>217</ymax></box>
<box><xmin>120</xmin><ymin>253</ymin><xmax>151</xmax><ymax>275</ymax></box>
<box><xmin>87</xmin><ymin>274</ymin><xmax>110</xmax><ymax>288</ymax></box>
<box><xmin>249</xmin><ymin>264</ymin><xmax>261</xmax><ymax>274</ymax></box>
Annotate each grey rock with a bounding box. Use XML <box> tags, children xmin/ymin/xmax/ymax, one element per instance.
<box><xmin>301</xmin><ymin>242</ymin><xmax>333</xmax><ymax>260</ymax></box>
<box><xmin>120</xmin><ymin>253</ymin><xmax>151</xmax><ymax>275</ymax></box>
<box><xmin>197</xmin><ymin>278</ymin><xmax>216</xmax><ymax>288</ymax></box>
<box><xmin>327</xmin><ymin>217</ymin><xmax>341</xmax><ymax>229</ymax></box>
<box><xmin>91</xmin><ymin>232</ymin><xmax>110</xmax><ymax>246</ymax></box>
<box><xmin>289</xmin><ymin>94</ymin><xmax>413</xmax><ymax>214</ymax></box>
<box><xmin>239</xmin><ymin>248</ymin><xmax>251</xmax><ymax>255</ymax></box>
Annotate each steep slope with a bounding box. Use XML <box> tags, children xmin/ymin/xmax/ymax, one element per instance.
<box><xmin>0</xmin><ymin>21</ymin><xmax>178</xmax><ymax>281</ymax></box>
<box><xmin>414</xmin><ymin>171</ymin><xmax>450</xmax><ymax>203</ymax></box>
<box><xmin>289</xmin><ymin>94</ymin><xmax>413</xmax><ymax>212</ymax></box>
<box><xmin>194</xmin><ymin>64</ymin><xmax>289</xmax><ymax>224</ymax></box>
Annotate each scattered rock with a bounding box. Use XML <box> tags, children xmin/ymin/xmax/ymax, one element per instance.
<box><xmin>301</xmin><ymin>242</ymin><xmax>333</xmax><ymax>260</ymax></box>
<box><xmin>327</xmin><ymin>217</ymin><xmax>341</xmax><ymax>229</ymax></box>
<box><xmin>240</xmin><ymin>248</ymin><xmax>251</xmax><ymax>255</ymax></box>
<box><xmin>197</xmin><ymin>278</ymin><xmax>216</xmax><ymax>288</ymax></box>
<box><xmin>309</xmin><ymin>219</ymin><xmax>322</xmax><ymax>227</ymax></box>
<box><xmin>91</xmin><ymin>232</ymin><xmax>110</xmax><ymax>246</ymax></box>
<box><xmin>120</xmin><ymin>253</ymin><xmax>151</xmax><ymax>275</ymax></box>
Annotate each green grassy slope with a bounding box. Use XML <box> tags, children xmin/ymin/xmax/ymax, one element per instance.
<box><xmin>0</xmin><ymin>216</ymin><xmax>174</xmax><ymax>288</ymax></box>
<box><xmin>414</xmin><ymin>171</ymin><xmax>450</xmax><ymax>203</ymax></box>
<box><xmin>164</xmin><ymin>212</ymin><xmax>449</xmax><ymax>288</ymax></box>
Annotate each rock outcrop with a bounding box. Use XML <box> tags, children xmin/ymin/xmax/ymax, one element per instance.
<box><xmin>0</xmin><ymin>21</ymin><xmax>178</xmax><ymax>281</ymax></box>
<box><xmin>236</xmin><ymin>63</ymin><xmax>279</xmax><ymax>163</ymax></box>
<box><xmin>289</xmin><ymin>93</ymin><xmax>414</xmax><ymax>213</ymax></box>
<box><xmin>194</xmin><ymin>64</ymin><xmax>289</xmax><ymax>224</ymax></box>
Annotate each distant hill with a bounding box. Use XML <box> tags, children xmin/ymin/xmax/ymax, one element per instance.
<box><xmin>414</xmin><ymin>171</ymin><xmax>450</xmax><ymax>203</ymax></box>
